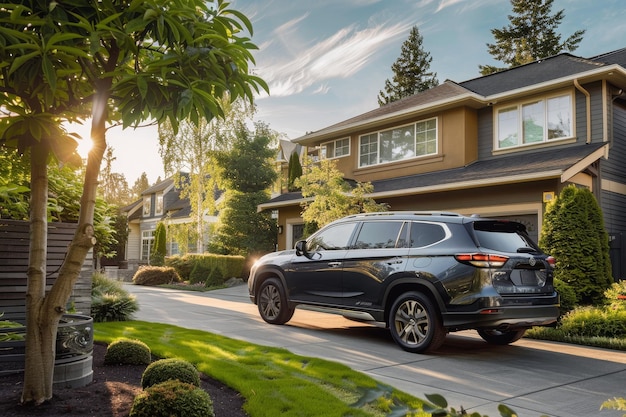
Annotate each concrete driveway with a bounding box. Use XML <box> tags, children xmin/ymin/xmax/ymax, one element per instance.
<box><xmin>122</xmin><ymin>283</ymin><xmax>626</xmax><ymax>417</ymax></box>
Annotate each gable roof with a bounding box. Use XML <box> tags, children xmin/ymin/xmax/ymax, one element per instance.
<box><xmin>258</xmin><ymin>143</ymin><xmax>608</xmax><ymax>211</ymax></box>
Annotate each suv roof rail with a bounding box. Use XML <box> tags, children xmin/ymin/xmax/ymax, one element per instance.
<box><xmin>345</xmin><ymin>211</ymin><xmax>462</xmax><ymax>219</ymax></box>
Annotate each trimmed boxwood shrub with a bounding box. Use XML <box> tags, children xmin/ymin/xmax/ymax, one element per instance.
<box><xmin>169</xmin><ymin>253</ymin><xmax>245</xmax><ymax>285</ymax></box>
<box><xmin>141</xmin><ymin>358</ymin><xmax>200</xmax><ymax>389</ymax></box>
<box><xmin>133</xmin><ymin>266</ymin><xmax>181</xmax><ymax>286</ymax></box>
<box><xmin>129</xmin><ymin>379</ymin><xmax>214</xmax><ymax>417</ymax></box>
<box><xmin>104</xmin><ymin>338</ymin><xmax>151</xmax><ymax>365</ymax></box>
<box><xmin>559</xmin><ymin>307</ymin><xmax>626</xmax><ymax>338</ymax></box>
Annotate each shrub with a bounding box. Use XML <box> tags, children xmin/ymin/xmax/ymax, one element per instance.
<box><xmin>104</xmin><ymin>338</ymin><xmax>151</xmax><ymax>365</ymax></box>
<box><xmin>92</xmin><ymin>273</ymin><xmax>138</xmax><ymax>322</ymax></box>
<box><xmin>151</xmin><ymin>223</ymin><xmax>167</xmax><ymax>266</ymax></box>
<box><xmin>604</xmin><ymin>280</ymin><xmax>626</xmax><ymax>311</ymax></box>
<box><xmin>559</xmin><ymin>306</ymin><xmax>626</xmax><ymax>338</ymax></box>
<box><xmin>129</xmin><ymin>379</ymin><xmax>213</xmax><ymax>417</ymax></box>
<box><xmin>166</xmin><ymin>255</ymin><xmax>194</xmax><ymax>280</ymax></box>
<box><xmin>141</xmin><ymin>358</ymin><xmax>200</xmax><ymax>389</ymax></box>
<box><xmin>133</xmin><ymin>266</ymin><xmax>181</xmax><ymax>286</ymax></box>
<box><xmin>553</xmin><ymin>278</ymin><xmax>577</xmax><ymax>316</ymax></box>
<box><xmin>186</xmin><ymin>254</ymin><xmax>245</xmax><ymax>286</ymax></box>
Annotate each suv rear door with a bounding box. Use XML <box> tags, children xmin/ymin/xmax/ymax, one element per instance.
<box><xmin>341</xmin><ymin>220</ymin><xmax>409</xmax><ymax>310</ymax></box>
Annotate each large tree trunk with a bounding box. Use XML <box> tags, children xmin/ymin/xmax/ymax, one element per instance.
<box><xmin>21</xmin><ymin>109</ymin><xmax>107</xmax><ymax>405</ymax></box>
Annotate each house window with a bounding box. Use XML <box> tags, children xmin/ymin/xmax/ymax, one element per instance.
<box><xmin>321</xmin><ymin>138</ymin><xmax>350</xmax><ymax>159</ymax></box>
<box><xmin>358</xmin><ymin>118</ymin><xmax>437</xmax><ymax>167</ymax></box>
<box><xmin>496</xmin><ymin>93</ymin><xmax>572</xmax><ymax>150</ymax></box>
<box><xmin>141</xmin><ymin>230</ymin><xmax>154</xmax><ymax>261</ymax></box>
<box><xmin>155</xmin><ymin>193</ymin><xmax>163</xmax><ymax>216</ymax></box>
<box><xmin>143</xmin><ymin>196</ymin><xmax>151</xmax><ymax>216</ymax></box>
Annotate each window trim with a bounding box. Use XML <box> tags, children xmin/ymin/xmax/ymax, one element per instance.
<box><xmin>320</xmin><ymin>137</ymin><xmax>351</xmax><ymax>160</ymax></box>
<box><xmin>493</xmin><ymin>90</ymin><xmax>574</xmax><ymax>151</ymax></box>
<box><xmin>358</xmin><ymin>117</ymin><xmax>438</xmax><ymax>168</ymax></box>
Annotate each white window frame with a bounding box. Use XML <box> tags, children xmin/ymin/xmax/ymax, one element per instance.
<box><xmin>320</xmin><ymin>137</ymin><xmax>350</xmax><ymax>159</ymax></box>
<box><xmin>141</xmin><ymin>230</ymin><xmax>154</xmax><ymax>261</ymax></box>
<box><xmin>494</xmin><ymin>91</ymin><xmax>574</xmax><ymax>150</ymax></box>
<box><xmin>155</xmin><ymin>192</ymin><xmax>164</xmax><ymax>216</ymax></box>
<box><xmin>142</xmin><ymin>196</ymin><xmax>151</xmax><ymax>216</ymax></box>
<box><xmin>358</xmin><ymin>118</ymin><xmax>438</xmax><ymax>168</ymax></box>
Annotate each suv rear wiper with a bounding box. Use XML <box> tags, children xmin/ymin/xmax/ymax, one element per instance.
<box><xmin>516</xmin><ymin>247</ymin><xmax>537</xmax><ymax>253</ymax></box>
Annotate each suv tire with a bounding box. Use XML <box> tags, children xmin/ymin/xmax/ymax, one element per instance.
<box><xmin>257</xmin><ymin>277</ymin><xmax>295</xmax><ymax>325</ymax></box>
<box><xmin>477</xmin><ymin>328</ymin><xmax>526</xmax><ymax>345</ymax></box>
<box><xmin>389</xmin><ymin>292</ymin><xmax>446</xmax><ymax>353</ymax></box>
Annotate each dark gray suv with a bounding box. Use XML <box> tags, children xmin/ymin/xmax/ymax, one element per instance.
<box><xmin>248</xmin><ymin>212</ymin><xmax>559</xmax><ymax>353</ymax></box>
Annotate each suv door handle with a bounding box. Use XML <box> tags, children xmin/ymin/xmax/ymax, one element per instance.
<box><xmin>386</xmin><ymin>257</ymin><xmax>403</xmax><ymax>265</ymax></box>
<box><xmin>328</xmin><ymin>262</ymin><xmax>342</xmax><ymax>268</ymax></box>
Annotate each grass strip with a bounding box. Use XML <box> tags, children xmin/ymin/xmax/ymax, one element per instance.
<box><xmin>94</xmin><ymin>321</ymin><xmax>429</xmax><ymax>417</ymax></box>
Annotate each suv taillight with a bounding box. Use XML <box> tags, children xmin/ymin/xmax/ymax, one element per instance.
<box><xmin>455</xmin><ymin>253</ymin><xmax>509</xmax><ymax>268</ymax></box>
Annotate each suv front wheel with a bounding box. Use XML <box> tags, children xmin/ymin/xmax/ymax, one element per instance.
<box><xmin>389</xmin><ymin>292</ymin><xmax>446</xmax><ymax>353</ymax></box>
<box><xmin>257</xmin><ymin>278</ymin><xmax>295</xmax><ymax>325</ymax></box>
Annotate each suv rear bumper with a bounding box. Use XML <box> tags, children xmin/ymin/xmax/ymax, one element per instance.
<box><xmin>441</xmin><ymin>304</ymin><xmax>559</xmax><ymax>331</ymax></box>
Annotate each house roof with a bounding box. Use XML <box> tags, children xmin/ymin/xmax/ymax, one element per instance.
<box><xmin>141</xmin><ymin>178</ymin><xmax>174</xmax><ymax>195</ymax></box>
<box><xmin>258</xmin><ymin>143</ymin><xmax>608</xmax><ymax>211</ymax></box>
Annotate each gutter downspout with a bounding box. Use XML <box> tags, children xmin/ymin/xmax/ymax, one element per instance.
<box><xmin>574</xmin><ymin>79</ymin><xmax>591</xmax><ymax>144</ymax></box>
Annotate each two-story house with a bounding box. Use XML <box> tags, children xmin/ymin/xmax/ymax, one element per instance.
<box><xmin>122</xmin><ymin>175</ymin><xmax>220</xmax><ymax>265</ymax></box>
<box><xmin>259</xmin><ymin>47</ymin><xmax>626</xmax><ymax>280</ymax></box>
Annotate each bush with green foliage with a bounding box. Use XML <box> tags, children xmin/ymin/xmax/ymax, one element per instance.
<box><xmin>129</xmin><ymin>379</ymin><xmax>214</xmax><ymax>417</ymax></box>
<box><xmin>169</xmin><ymin>254</ymin><xmax>245</xmax><ymax>285</ymax></box>
<box><xmin>141</xmin><ymin>358</ymin><xmax>200</xmax><ymax>389</ymax></box>
<box><xmin>553</xmin><ymin>278</ymin><xmax>577</xmax><ymax>316</ymax></box>
<box><xmin>104</xmin><ymin>338</ymin><xmax>151</xmax><ymax>365</ymax></box>
<box><xmin>604</xmin><ymin>280</ymin><xmax>626</xmax><ymax>311</ymax></box>
<box><xmin>91</xmin><ymin>273</ymin><xmax>138</xmax><ymax>322</ymax></box>
<box><xmin>558</xmin><ymin>306</ymin><xmax>626</xmax><ymax>338</ymax></box>
<box><xmin>540</xmin><ymin>185</ymin><xmax>612</xmax><ymax>305</ymax></box>
<box><xmin>150</xmin><ymin>222</ymin><xmax>167</xmax><ymax>266</ymax></box>
<box><xmin>133</xmin><ymin>266</ymin><xmax>182</xmax><ymax>286</ymax></box>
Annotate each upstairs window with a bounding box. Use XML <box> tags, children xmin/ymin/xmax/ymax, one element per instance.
<box><xmin>496</xmin><ymin>93</ymin><xmax>572</xmax><ymax>150</ymax></box>
<box><xmin>143</xmin><ymin>196</ymin><xmax>151</xmax><ymax>216</ymax></box>
<box><xmin>321</xmin><ymin>137</ymin><xmax>350</xmax><ymax>159</ymax></box>
<box><xmin>155</xmin><ymin>193</ymin><xmax>164</xmax><ymax>215</ymax></box>
<box><xmin>359</xmin><ymin>118</ymin><xmax>437</xmax><ymax>167</ymax></box>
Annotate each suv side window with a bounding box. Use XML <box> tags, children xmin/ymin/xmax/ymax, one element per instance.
<box><xmin>307</xmin><ymin>222</ymin><xmax>356</xmax><ymax>251</ymax></box>
<box><xmin>410</xmin><ymin>222</ymin><xmax>447</xmax><ymax>247</ymax></box>
<box><xmin>353</xmin><ymin>221</ymin><xmax>404</xmax><ymax>249</ymax></box>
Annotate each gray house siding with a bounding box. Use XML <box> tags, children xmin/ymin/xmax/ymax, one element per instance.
<box><xmin>476</xmin><ymin>107</ymin><xmax>493</xmax><ymax>160</ymax></box>
<box><xmin>603</xmin><ymin>101</ymin><xmax>626</xmax><ymax>183</ymax></box>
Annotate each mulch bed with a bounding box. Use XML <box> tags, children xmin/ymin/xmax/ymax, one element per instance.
<box><xmin>0</xmin><ymin>343</ymin><xmax>248</xmax><ymax>417</ymax></box>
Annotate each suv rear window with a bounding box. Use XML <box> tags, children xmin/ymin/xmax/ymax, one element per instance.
<box><xmin>473</xmin><ymin>220</ymin><xmax>536</xmax><ymax>252</ymax></box>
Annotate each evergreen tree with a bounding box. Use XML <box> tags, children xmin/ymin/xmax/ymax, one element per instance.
<box><xmin>131</xmin><ymin>173</ymin><xmax>151</xmax><ymax>200</ymax></box>
<box><xmin>539</xmin><ymin>185</ymin><xmax>612</xmax><ymax>305</ymax></box>
<box><xmin>151</xmin><ymin>222</ymin><xmax>167</xmax><ymax>266</ymax></box>
<box><xmin>378</xmin><ymin>26</ymin><xmax>438</xmax><ymax>106</ymax></box>
<box><xmin>480</xmin><ymin>0</ymin><xmax>585</xmax><ymax>75</ymax></box>
<box><xmin>287</xmin><ymin>151</ymin><xmax>302</xmax><ymax>191</ymax></box>
<box><xmin>211</xmin><ymin>122</ymin><xmax>279</xmax><ymax>256</ymax></box>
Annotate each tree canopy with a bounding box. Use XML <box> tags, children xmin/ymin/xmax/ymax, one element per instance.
<box><xmin>378</xmin><ymin>25</ymin><xmax>438</xmax><ymax>106</ymax></box>
<box><xmin>479</xmin><ymin>0</ymin><xmax>585</xmax><ymax>75</ymax></box>
<box><xmin>0</xmin><ymin>0</ymin><xmax>266</xmax><ymax>405</ymax></box>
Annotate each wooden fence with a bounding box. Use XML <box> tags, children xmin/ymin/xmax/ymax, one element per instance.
<box><xmin>0</xmin><ymin>219</ymin><xmax>93</xmax><ymax>321</ymax></box>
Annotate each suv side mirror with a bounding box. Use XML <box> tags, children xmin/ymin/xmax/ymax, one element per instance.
<box><xmin>295</xmin><ymin>240</ymin><xmax>308</xmax><ymax>257</ymax></box>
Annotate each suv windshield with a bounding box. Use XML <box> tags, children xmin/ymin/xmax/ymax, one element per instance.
<box><xmin>473</xmin><ymin>220</ymin><xmax>536</xmax><ymax>252</ymax></box>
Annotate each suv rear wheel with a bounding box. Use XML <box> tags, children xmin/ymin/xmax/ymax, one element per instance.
<box><xmin>389</xmin><ymin>292</ymin><xmax>446</xmax><ymax>353</ymax></box>
<box><xmin>477</xmin><ymin>328</ymin><xmax>526</xmax><ymax>345</ymax></box>
<box><xmin>257</xmin><ymin>277</ymin><xmax>295</xmax><ymax>325</ymax></box>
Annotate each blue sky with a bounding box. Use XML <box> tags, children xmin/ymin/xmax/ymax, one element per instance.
<box><xmin>101</xmin><ymin>0</ymin><xmax>626</xmax><ymax>184</ymax></box>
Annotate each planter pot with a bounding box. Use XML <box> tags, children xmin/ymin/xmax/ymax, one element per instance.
<box><xmin>0</xmin><ymin>314</ymin><xmax>94</xmax><ymax>388</ymax></box>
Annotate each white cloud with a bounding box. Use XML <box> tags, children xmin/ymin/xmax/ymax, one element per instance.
<box><xmin>258</xmin><ymin>22</ymin><xmax>409</xmax><ymax>97</ymax></box>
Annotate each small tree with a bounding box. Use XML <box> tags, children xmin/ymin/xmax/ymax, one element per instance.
<box><xmin>479</xmin><ymin>0</ymin><xmax>585</xmax><ymax>75</ymax></box>
<box><xmin>151</xmin><ymin>223</ymin><xmax>167</xmax><ymax>266</ymax></box>
<box><xmin>378</xmin><ymin>25</ymin><xmax>438</xmax><ymax>106</ymax></box>
<box><xmin>294</xmin><ymin>157</ymin><xmax>388</xmax><ymax>228</ymax></box>
<box><xmin>287</xmin><ymin>151</ymin><xmax>302</xmax><ymax>191</ymax></box>
<box><xmin>540</xmin><ymin>185</ymin><xmax>612</xmax><ymax>305</ymax></box>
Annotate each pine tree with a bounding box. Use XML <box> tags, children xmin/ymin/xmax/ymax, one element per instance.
<box><xmin>287</xmin><ymin>151</ymin><xmax>302</xmax><ymax>191</ymax></box>
<box><xmin>480</xmin><ymin>0</ymin><xmax>585</xmax><ymax>75</ymax></box>
<box><xmin>378</xmin><ymin>26</ymin><xmax>438</xmax><ymax>106</ymax></box>
<box><xmin>151</xmin><ymin>222</ymin><xmax>167</xmax><ymax>266</ymax></box>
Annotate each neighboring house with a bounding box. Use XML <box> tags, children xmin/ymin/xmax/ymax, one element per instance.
<box><xmin>259</xmin><ymin>47</ymin><xmax>626</xmax><ymax>280</ymax></box>
<box><xmin>122</xmin><ymin>175</ymin><xmax>219</xmax><ymax>264</ymax></box>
